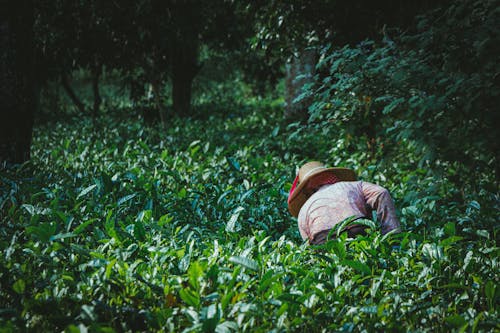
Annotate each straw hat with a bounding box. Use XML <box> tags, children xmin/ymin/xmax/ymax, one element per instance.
<box><xmin>287</xmin><ymin>161</ymin><xmax>357</xmax><ymax>217</ymax></box>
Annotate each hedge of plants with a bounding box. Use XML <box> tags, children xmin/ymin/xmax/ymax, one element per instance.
<box><xmin>1</xmin><ymin>101</ymin><xmax>498</xmax><ymax>332</ymax></box>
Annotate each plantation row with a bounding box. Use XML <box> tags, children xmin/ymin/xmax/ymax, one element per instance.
<box><xmin>1</xmin><ymin>105</ymin><xmax>498</xmax><ymax>332</ymax></box>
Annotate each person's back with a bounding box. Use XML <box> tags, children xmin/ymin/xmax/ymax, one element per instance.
<box><xmin>288</xmin><ymin>161</ymin><xmax>401</xmax><ymax>244</ymax></box>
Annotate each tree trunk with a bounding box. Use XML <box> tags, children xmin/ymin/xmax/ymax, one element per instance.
<box><xmin>61</xmin><ymin>72</ymin><xmax>86</xmax><ymax>114</ymax></box>
<box><xmin>171</xmin><ymin>39</ymin><xmax>200</xmax><ymax>116</ymax></box>
<box><xmin>172</xmin><ymin>70</ymin><xmax>193</xmax><ymax>117</ymax></box>
<box><xmin>151</xmin><ymin>77</ymin><xmax>166</xmax><ymax>127</ymax></box>
<box><xmin>91</xmin><ymin>64</ymin><xmax>101</xmax><ymax>124</ymax></box>
<box><xmin>141</xmin><ymin>84</ymin><xmax>157</xmax><ymax>125</ymax></box>
<box><xmin>0</xmin><ymin>0</ymin><xmax>35</xmax><ymax>164</ymax></box>
<box><xmin>284</xmin><ymin>48</ymin><xmax>318</xmax><ymax>121</ymax></box>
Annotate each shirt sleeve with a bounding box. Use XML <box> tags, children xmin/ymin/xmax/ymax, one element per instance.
<box><xmin>361</xmin><ymin>181</ymin><xmax>402</xmax><ymax>234</ymax></box>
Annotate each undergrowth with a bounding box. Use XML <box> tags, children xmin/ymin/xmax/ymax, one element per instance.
<box><xmin>1</xmin><ymin>103</ymin><xmax>498</xmax><ymax>332</ymax></box>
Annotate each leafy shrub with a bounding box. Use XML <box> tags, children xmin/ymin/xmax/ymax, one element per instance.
<box><xmin>305</xmin><ymin>0</ymin><xmax>499</xmax><ymax>180</ymax></box>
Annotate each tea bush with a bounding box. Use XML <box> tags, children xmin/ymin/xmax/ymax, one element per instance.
<box><xmin>1</xmin><ymin>100</ymin><xmax>498</xmax><ymax>332</ymax></box>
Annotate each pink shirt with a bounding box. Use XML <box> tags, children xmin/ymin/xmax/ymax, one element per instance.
<box><xmin>297</xmin><ymin>181</ymin><xmax>401</xmax><ymax>241</ymax></box>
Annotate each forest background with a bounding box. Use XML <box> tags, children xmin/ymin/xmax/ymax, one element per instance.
<box><xmin>0</xmin><ymin>0</ymin><xmax>499</xmax><ymax>332</ymax></box>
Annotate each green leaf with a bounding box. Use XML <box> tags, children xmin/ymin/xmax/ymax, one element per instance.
<box><xmin>53</xmin><ymin>210</ymin><xmax>69</xmax><ymax>225</ymax></box>
<box><xmin>445</xmin><ymin>314</ymin><xmax>467</xmax><ymax>328</ymax></box>
<box><xmin>342</xmin><ymin>259</ymin><xmax>371</xmax><ymax>276</ymax></box>
<box><xmin>26</xmin><ymin>223</ymin><xmax>57</xmax><ymax>243</ymax></box>
<box><xmin>216</xmin><ymin>321</ymin><xmax>239</xmax><ymax>333</ymax></box>
<box><xmin>226</xmin><ymin>157</ymin><xmax>240</xmax><ymax>172</ymax></box>
<box><xmin>50</xmin><ymin>232</ymin><xmax>77</xmax><ymax>241</ymax></box>
<box><xmin>188</xmin><ymin>261</ymin><xmax>203</xmax><ymax>291</ymax></box>
<box><xmin>278</xmin><ymin>292</ymin><xmax>302</xmax><ymax>304</ymax></box>
<box><xmin>104</xmin><ymin>212</ymin><xmax>117</xmax><ymax>239</ymax></box>
<box><xmin>65</xmin><ymin>324</ymin><xmax>82</xmax><ymax>333</ymax></box>
<box><xmin>382</xmin><ymin>97</ymin><xmax>405</xmax><ymax>115</ymax></box>
<box><xmin>421</xmin><ymin>243</ymin><xmax>444</xmax><ymax>261</ymax></box>
<box><xmin>437</xmin><ymin>283</ymin><xmax>469</xmax><ymax>291</ymax></box>
<box><xmin>179</xmin><ymin>253</ymin><xmax>191</xmax><ymax>273</ymax></box>
<box><xmin>371</xmin><ymin>270</ymin><xmax>386</xmax><ymax>298</ymax></box>
<box><xmin>229</xmin><ymin>256</ymin><xmax>259</xmax><ymax>272</ymax></box>
<box><xmin>105</xmin><ymin>259</ymin><xmax>116</xmax><ymax>279</ymax></box>
<box><xmin>440</xmin><ymin>236</ymin><xmax>463</xmax><ymax>247</ymax></box>
<box><xmin>258</xmin><ymin>269</ymin><xmax>277</xmax><ymax>293</ymax></box>
<box><xmin>134</xmin><ymin>220</ymin><xmax>146</xmax><ymax>241</ymax></box>
<box><xmin>240</xmin><ymin>189</ymin><xmax>254</xmax><ymax>203</ymax></box>
<box><xmin>331</xmin><ymin>241</ymin><xmax>346</xmax><ymax>260</ymax></box>
<box><xmin>73</xmin><ymin>218</ymin><xmax>98</xmax><ymax>234</ymax></box>
<box><xmin>100</xmin><ymin>172</ymin><xmax>114</xmax><ymax>194</ymax></box>
<box><xmin>77</xmin><ymin>184</ymin><xmax>97</xmax><ymax>199</ymax></box>
<box><xmin>443</xmin><ymin>222</ymin><xmax>456</xmax><ymax>236</ymax></box>
<box><xmin>472</xmin><ymin>312</ymin><xmax>483</xmax><ymax>333</ymax></box>
<box><xmin>21</xmin><ymin>204</ymin><xmax>36</xmax><ymax>216</ymax></box>
<box><xmin>158</xmin><ymin>214</ymin><xmax>173</xmax><ymax>227</ymax></box>
<box><xmin>468</xmin><ymin>201</ymin><xmax>480</xmax><ymax>210</ymax></box>
<box><xmin>353</xmin><ymin>218</ymin><xmax>376</xmax><ymax>230</ymax></box>
<box><xmin>118</xmin><ymin>193</ymin><xmax>137</xmax><ymax>206</ymax></box>
<box><xmin>221</xmin><ymin>291</ymin><xmax>234</xmax><ymax>311</ymax></box>
<box><xmin>12</xmin><ymin>279</ymin><xmax>25</xmax><ymax>294</ymax></box>
<box><xmin>179</xmin><ymin>288</ymin><xmax>200</xmax><ymax>308</ymax></box>
<box><xmin>334</xmin><ymin>216</ymin><xmax>360</xmax><ymax>237</ymax></box>
<box><xmin>81</xmin><ymin>304</ymin><xmax>96</xmax><ymax>321</ymax></box>
<box><xmin>226</xmin><ymin>206</ymin><xmax>244</xmax><ymax>233</ymax></box>
<box><xmin>485</xmin><ymin>280</ymin><xmax>495</xmax><ymax>310</ymax></box>
<box><xmin>475</xmin><ymin>230</ymin><xmax>489</xmax><ymax>239</ymax></box>
<box><xmin>201</xmin><ymin>303</ymin><xmax>220</xmax><ymax>332</ymax></box>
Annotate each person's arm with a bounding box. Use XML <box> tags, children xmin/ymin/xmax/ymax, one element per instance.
<box><xmin>361</xmin><ymin>181</ymin><xmax>402</xmax><ymax>234</ymax></box>
<box><xmin>297</xmin><ymin>210</ymin><xmax>310</xmax><ymax>241</ymax></box>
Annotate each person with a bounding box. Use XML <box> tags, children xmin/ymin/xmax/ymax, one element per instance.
<box><xmin>288</xmin><ymin>161</ymin><xmax>401</xmax><ymax>245</ymax></box>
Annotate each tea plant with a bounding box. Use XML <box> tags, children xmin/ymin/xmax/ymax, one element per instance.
<box><xmin>1</xmin><ymin>103</ymin><xmax>498</xmax><ymax>332</ymax></box>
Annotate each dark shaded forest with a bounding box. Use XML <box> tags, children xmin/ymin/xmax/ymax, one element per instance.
<box><xmin>1</xmin><ymin>0</ymin><xmax>499</xmax><ymax>331</ymax></box>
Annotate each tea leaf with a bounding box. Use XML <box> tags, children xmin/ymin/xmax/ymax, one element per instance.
<box><xmin>226</xmin><ymin>206</ymin><xmax>244</xmax><ymax>233</ymax></box>
<box><xmin>77</xmin><ymin>184</ymin><xmax>97</xmax><ymax>199</ymax></box>
<box><xmin>12</xmin><ymin>280</ymin><xmax>25</xmax><ymax>294</ymax></box>
<box><xmin>229</xmin><ymin>256</ymin><xmax>259</xmax><ymax>272</ymax></box>
<box><xmin>342</xmin><ymin>259</ymin><xmax>371</xmax><ymax>276</ymax></box>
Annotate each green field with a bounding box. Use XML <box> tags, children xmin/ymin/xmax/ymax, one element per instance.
<box><xmin>1</xmin><ymin>103</ymin><xmax>498</xmax><ymax>332</ymax></box>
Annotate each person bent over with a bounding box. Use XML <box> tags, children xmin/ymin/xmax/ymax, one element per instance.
<box><xmin>288</xmin><ymin>161</ymin><xmax>401</xmax><ymax>245</ymax></box>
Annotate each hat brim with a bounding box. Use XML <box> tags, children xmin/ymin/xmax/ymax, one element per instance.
<box><xmin>288</xmin><ymin>167</ymin><xmax>357</xmax><ymax>217</ymax></box>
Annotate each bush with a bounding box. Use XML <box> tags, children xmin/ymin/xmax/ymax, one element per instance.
<box><xmin>305</xmin><ymin>0</ymin><xmax>499</xmax><ymax>181</ymax></box>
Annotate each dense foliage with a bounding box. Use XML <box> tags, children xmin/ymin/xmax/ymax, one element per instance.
<box><xmin>1</xmin><ymin>101</ymin><xmax>498</xmax><ymax>331</ymax></box>
<box><xmin>303</xmin><ymin>0</ymin><xmax>500</xmax><ymax>179</ymax></box>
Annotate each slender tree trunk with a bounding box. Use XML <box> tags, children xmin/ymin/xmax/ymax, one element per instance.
<box><xmin>91</xmin><ymin>64</ymin><xmax>101</xmax><ymax>124</ymax></box>
<box><xmin>172</xmin><ymin>71</ymin><xmax>193</xmax><ymax>117</ymax></box>
<box><xmin>171</xmin><ymin>39</ymin><xmax>200</xmax><ymax>116</ymax></box>
<box><xmin>0</xmin><ymin>0</ymin><xmax>35</xmax><ymax>164</ymax></box>
<box><xmin>151</xmin><ymin>78</ymin><xmax>166</xmax><ymax>127</ymax></box>
<box><xmin>142</xmin><ymin>83</ymin><xmax>157</xmax><ymax>125</ymax></box>
<box><xmin>61</xmin><ymin>72</ymin><xmax>86</xmax><ymax>114</ymax></box>
<box><xmin>284</xmin><ymin>48</ymin><xmax>318</xmax><ymax>121</ymax></box>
